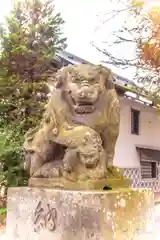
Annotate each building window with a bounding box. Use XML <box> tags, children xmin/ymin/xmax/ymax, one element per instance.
<box><xmin>141</xmin><ymin>161</ymin><xmax>157</xmax><ymax>179</ymax></box>
<box><xmin>131</xmin><ymin>108</ymin><xmax>140</xmax><ymax>135</ymax></box>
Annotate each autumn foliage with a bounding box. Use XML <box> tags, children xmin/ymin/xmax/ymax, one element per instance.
<box><xmin>140</xmin><ymin>5</ymin><xmax>160</xmax><ymax>70</ymax></box>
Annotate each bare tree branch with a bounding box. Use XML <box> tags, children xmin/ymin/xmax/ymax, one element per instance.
<box><xmin>91</xmin><ymin>41</ymin><xmax>152</xmax><ymax>70</ymax></box>
<box><xmin>94</xmin><ymin>1</ymin><xmax>135</xmax><ymax>33</ymax></box>
<box><xmin>91</xmin><ymin>0</ymin><xmax>160</xmax><ymax>92</ymax></box>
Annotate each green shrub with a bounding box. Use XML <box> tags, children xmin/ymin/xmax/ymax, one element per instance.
<box><xmin>0</xmin><ymin>208</ymin><xmax>7</xmax><ymax>215</ymax></box>
<box><xmin>0</xmin><ymin>121</ymin><xmax>29</xmax><ymax>187</ymax></box>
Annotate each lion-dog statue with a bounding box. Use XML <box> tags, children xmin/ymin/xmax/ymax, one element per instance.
<box><xmin>23</xmin><ymin>64</ymin><xmax>121</xmax><ymax>187</ymax></box>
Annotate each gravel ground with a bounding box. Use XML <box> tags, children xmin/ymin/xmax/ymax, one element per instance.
<box><xmin>1</xmin><ymin>204</ymin><xmax>160</xmax><ymax>239</ymax></box>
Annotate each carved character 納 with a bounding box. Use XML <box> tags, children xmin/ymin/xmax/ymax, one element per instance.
<box><xmin>33</xmin><ymin>201</ymin><xmax>57</xmax><ymax>232</ymax></box>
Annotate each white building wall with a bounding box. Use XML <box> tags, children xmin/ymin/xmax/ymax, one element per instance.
<box><xmin>114</xmin><ymin>97</ymin><xmax>160</xmax><ymax>168</ymax></box>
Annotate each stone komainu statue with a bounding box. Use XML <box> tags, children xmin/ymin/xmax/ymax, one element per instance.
<box><xmin>23</xmin><ymin>64</ymin><xmax>121</xmax><ymax>185</ymax></box>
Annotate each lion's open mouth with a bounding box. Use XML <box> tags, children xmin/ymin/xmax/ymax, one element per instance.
<box><xmin>69</xmin><ymin>96</ymin><xmax>96</xmax><ymax>114</ymax></box>
<box><xmin>73</xmin><ymin>101</ymin><xmax>95</xmax><ymax>114</ymax></box>
<box><xmin>74</xmin><ymin>105</ymin><xmax>95</xmax><ymax>114</ymax></box>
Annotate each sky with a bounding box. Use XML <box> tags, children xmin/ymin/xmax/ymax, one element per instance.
<box><xmin>54</xmin><ymin>0</ymin><xmax>137</xmax><ymax>78</ymax></box>
<box><xmin>0</xmin><ymin>0</ymin><xmax>153</xmax><ymax>79</ymax></box>
<box><xmin>54</xmin><ymin>0</ymin><xmax>111</xmax><ymax>62</ymax></box>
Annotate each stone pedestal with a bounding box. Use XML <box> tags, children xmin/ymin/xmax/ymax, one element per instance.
<box><xmin>6</xmin><ymin>187</ymin><xmax>154</xmax><ymax>240</ymax></box>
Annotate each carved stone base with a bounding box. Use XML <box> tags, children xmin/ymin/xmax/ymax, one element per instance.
<box><xmin>28</xmin><ymin>167</ymin><xmax>132</xmax><ymax>190</ymax></box>
<box><xmin>28</xmin><ymin>177</ymin><xmax>132</xmax><ymax>190</ymax></box>
<box><xmin>6</xmin><ymin>187</ymin><xmax>154</xmax><ymax>240</ymax></box>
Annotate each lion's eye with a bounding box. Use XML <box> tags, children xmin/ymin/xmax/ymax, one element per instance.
<box><xmin>90</xmin><ymin>78</ymin><xmax>95</xmax><ymax>82</ymax></box>
<box><xmin>94</xmin><ymin>82</ymin><xmax>100</xmax><ymax>85</ymax></box>
<box><xmin>73</xmin><ymin>78</ymin><xmax>80</xmax><ymax>83</ymax></box>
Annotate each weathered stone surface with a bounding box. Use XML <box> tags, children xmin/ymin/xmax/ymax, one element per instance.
<box><xmin>6</xmin><ymin>187</ymin><xmax>154</xmax><ymax>240</ymax></box>
<box><xmin>23</xmin><ymin>64</ymin><xmax>122</xmax><ymax>188</ymax></box>
<box><xmin>28</xmin><ymin>176</ymin><xmax>131</xmax><ymax>190</ymax></box>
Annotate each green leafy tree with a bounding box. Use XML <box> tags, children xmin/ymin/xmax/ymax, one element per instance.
<box><xmin>0</xmin><ymin>0</ymin><xmax>67</xmax><ymax>187</ymax></box>
<box><xmin>0</xmin><ymin>0</ymin><xmax>66</xmax><ymax>127</ymax></box>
